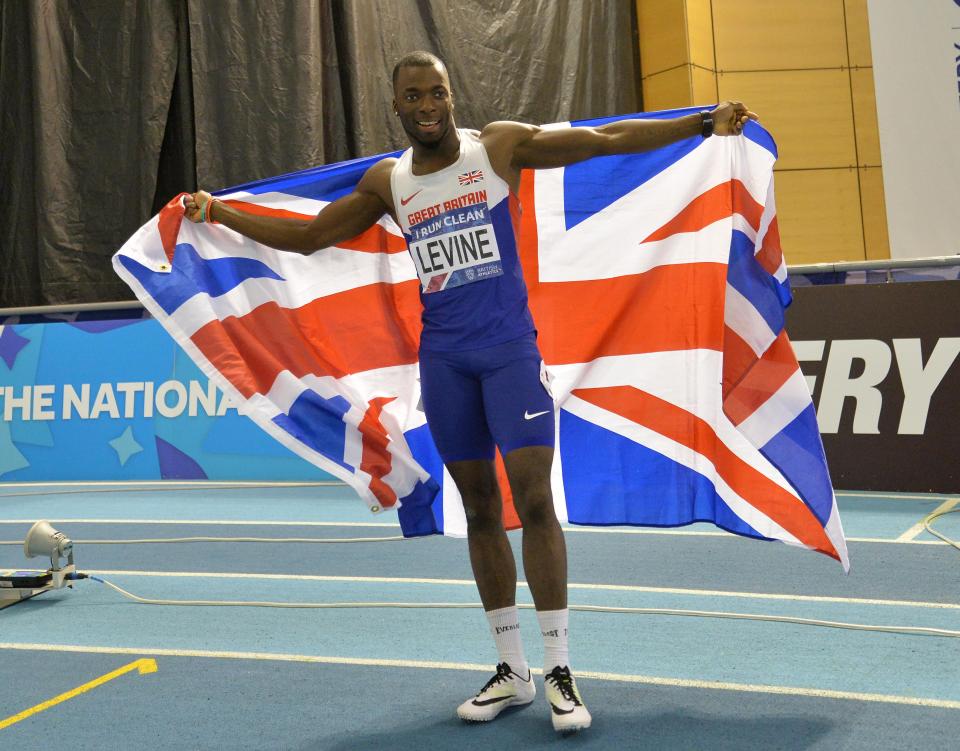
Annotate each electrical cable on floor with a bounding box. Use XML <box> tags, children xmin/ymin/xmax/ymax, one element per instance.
<box><xmin>4</xmin><ymin>500</ymin><xmax>956</xmax><ymax>642</ymax></box>
<box><xmin>0</xmin><ymin>481</ymin><xmax>343</xmax><ymax>499</ymax></box>
<box><xmin>76</xmin><ymin>574</ymin><xmax>960</xmax><ymax>639</ymax></box>
<box><xmin>923</xmin><ymin>506</ymin><xmax>960</xmax><ymax>551</ymax></box>
<box><xmin>0</xmin><ymin>535</ymin><xmax>405</xmax><ymax>545</ymax></box>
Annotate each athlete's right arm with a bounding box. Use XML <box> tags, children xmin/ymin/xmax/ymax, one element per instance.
<box><xmin>183</xmin><ymin>160</ymin><xmax>395</xmax><ymax>255</ymax></box>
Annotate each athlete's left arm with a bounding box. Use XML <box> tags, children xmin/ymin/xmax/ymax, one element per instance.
<box><xmin>508</xmin><ymin>101</ymin><xmax>758</xmax><ymax>170</ymax></box>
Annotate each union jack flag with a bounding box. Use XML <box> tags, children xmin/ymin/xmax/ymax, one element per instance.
<box><xmin>113</xmin><ymin>108</ymin><xmax>849</xmax><ymax>569</ymax></box>
<box><xmin>458</xmin><ymin>169</ymin><xmax>484</xmax><ymax>185</ymax></box>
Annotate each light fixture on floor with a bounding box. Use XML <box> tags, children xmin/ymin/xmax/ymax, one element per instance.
<box><xmin>0</xmin><ymin>521</ymin><xmax>78</xmax><ymax>609</ymax></box>
<box><xmin>24</xmin><ymin>520</ymin><xmax>75</xmax><ymax>572</ymax></box>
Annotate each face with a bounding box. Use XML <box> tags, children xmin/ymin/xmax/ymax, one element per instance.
<box><xmin>393</xmin><ymin>63</ymin><xmax>455</xmax><ymax>148</ymax></box>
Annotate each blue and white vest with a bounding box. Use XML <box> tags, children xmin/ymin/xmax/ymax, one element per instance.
<box><xmin>390</xmin><ymin>129</ymin><xmax>535</xmax><ymax>352</ymax></box>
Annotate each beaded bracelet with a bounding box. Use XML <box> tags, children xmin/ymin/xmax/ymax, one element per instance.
<box><xmin>200</xmin><ymin>198</ymin><xmax>219</xmax><ymax>224</ymax></box>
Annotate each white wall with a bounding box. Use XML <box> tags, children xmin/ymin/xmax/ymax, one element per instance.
<box><xmin>867</xmin><ymin>0</ymin><xmax>960</xmax><ymax>259</ymax></box>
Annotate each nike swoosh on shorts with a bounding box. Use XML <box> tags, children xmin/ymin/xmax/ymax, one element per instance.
<box><xmin>524</xmin><ymin>410</ymin><xmax>550</xmax><ymax>420</ymax></box>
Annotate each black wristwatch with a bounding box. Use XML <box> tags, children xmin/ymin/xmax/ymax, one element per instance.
<box><xmin>700</xmin><ymin>110</ymin><xmax>714</xmax><ymax>138</ymax></box>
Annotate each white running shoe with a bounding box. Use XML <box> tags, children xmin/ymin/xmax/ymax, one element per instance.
<box><xmin>544</xmin><ymin>666</ymin><xmax>592</xmax><ymax>732</ymax></box>
<box><xmin>456</xmin><ymin>662</ymin><xmax>536</xmax><ymax>722</ymax></box>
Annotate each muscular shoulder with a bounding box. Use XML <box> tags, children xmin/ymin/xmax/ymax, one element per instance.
<box><xmin>479</xmin><ymin>121</ymin><xmax>540</xmax><ymax>180</ymax></box>
<box><xmin>480</xmin><ymin>120</ymin><xmax>537</xmax><ymax>151</ymax></box>
<box><xmin>360</xmin><ymin>157</ymin><xmax>397</xmax><ymax>188</ymax></box>
<box><xmin>481</xmin><ymin>120</ymin><xmax>536</xmax><ymax>138</ymax></box>
<box><xmin>357</xmin><ymin>157</ymin><xmax>398</xmax><ymax>207</ymax></box>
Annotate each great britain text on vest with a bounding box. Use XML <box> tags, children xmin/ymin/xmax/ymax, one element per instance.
<box><xmin>406</xmin><ymin>189</ymin><xmax>488</xmax><ymax>226</ymax></box>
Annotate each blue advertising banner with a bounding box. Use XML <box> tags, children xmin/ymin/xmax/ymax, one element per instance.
<box><xmin>0</xmin><ymin>315</ymin><xmax>335</xmax><ymax>482</ymax></box>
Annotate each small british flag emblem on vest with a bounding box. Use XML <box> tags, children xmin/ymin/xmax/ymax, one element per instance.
<box><xmin>458</xmin><ymin>170</ymin><xmax>484</xmax><ymax>185</ymax></box>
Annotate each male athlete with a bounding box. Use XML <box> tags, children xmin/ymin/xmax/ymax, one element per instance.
<box><xmin>185</xmin><ymin>51</ymin><xmax>756</xmax><ymax>733</ymax></box>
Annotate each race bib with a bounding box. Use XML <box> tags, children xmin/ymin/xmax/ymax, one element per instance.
<box><xmin>407</xmin><ymin>201</ymin><xmax>503</xmax><ymax>293</ymax></box>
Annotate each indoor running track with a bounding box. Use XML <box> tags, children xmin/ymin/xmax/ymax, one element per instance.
<box><xmin>1</xmin><ymin>482</ymin><xmax>958</xmax><ymax>750</ymax></box>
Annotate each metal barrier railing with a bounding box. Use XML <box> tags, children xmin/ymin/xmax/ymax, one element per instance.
<box><xmin>788</xmin><ymin>254</ymin><xmax>960</xmax><ymax>275</ymax></box>
<box><xmin>0</xmin><ymin>300</ymin><xmax>145</xmax><ymax>316</ymax></box>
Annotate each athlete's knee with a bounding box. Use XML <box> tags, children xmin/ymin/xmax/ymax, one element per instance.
<box><xmin>514</xmin><ymin>485</ymin><xmax>556</xmax><ymax>529</ymax></box>
<box><xmin>463</xmin><ymin>492</ymin><xmax>503</xmax><ymax>534</ymax></box>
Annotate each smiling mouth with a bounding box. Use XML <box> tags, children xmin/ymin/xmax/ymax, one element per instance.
<box><xmin>417</xmin><ymin>119</ymin><xmax>441</xmax><ymax>130</ymax></box>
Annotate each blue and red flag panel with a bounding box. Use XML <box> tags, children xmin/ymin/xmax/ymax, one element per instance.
<box><xmin>113</xmin><ymin>108</ymin><xmax>848</xmax><ymax>569</ymax></box>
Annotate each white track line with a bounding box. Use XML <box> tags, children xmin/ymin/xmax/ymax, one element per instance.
<box><xmin>896</xmin><ymin>499</ymin><xmax>960</xmax><ymax>542</ymax></box>
<box><xmin>0</xmin><ymin>481</ymin><xmax>338</xmax><ymax>488</ymax></box>
<box><xmin>560</xmin><ymin>526</ymin><xmax>944</xmax><ymax>545</ymax></box>
<box><xmin>0</xmin><ymin>482</ymin><xmax>952</xmax><ymax>501</ymax></box>
<box><xmin>0</xmin><ymin>519</ymin><xmax>947</xmax><ymax>545</ymax></box>
<box><xmin>34</xmin><ymin>568</ymin><xmax>958</xmax><ymax>610</ymax></box>
<box><xmin>0</xmin><ymin>519</ymin><xmax>400</xmax><ymax>528</ymax></box>
<box><xmin>1</xmin><ymin>642</ymin><xmax>957</xmax><ymax>710</ymax></box>
<box><xmin>845</xmin><ymin>537</ymin><xmax>943</xmax><ymax>546</ymax></box>
<box><xmin>836</xmin><ymin>492</ymin><xmax>958</xmax><ymax>502</ymax></box>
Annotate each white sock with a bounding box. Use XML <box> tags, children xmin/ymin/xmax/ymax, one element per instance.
<box><xmin>536</xmin><ymin>608</ymin><xmax>570</xmax><ymax>674</ymax></box>
<box><xmin>486</xmin><ymin>606</ymin><xmax>528</xmax><ymax>675</ymax></box>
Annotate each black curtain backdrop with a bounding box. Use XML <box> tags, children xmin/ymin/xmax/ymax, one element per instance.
<box><xmin>0</xmin><ymin>0</ymin><xmax>641</xmax><ymax>307</ymax></box>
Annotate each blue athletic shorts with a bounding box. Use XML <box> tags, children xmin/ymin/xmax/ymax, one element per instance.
<box><xmin>418</xmin><ymin>333</ymin><xmax>555</xmax><ymax>464</ymax></box>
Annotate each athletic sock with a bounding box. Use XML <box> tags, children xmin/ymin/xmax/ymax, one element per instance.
<box><xmin>485</xmin><ymin>606</ymin><xmax>528</xmax><ymax>674</ymax></box>
<box><xmin>536</xmin><ymin>608</ymin><xmax>570</xmax><ymax>674</ymax></box>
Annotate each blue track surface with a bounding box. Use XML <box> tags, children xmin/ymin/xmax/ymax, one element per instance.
<box><xmin>1</xmin><ymin>483</ymin><xmax>958</xmax><ymax>750</ymax></box>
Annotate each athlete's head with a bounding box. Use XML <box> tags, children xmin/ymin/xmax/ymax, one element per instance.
<box><xmin>392</xmin><ymin>51</ymin><xmax>455</xmax><ymax>148</ymax></box>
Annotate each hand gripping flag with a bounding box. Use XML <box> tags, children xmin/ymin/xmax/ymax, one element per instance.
<box><xmin>113</xmin><ymin>108</ymin><xmax>849</xmax><ymax>570</ymax></box>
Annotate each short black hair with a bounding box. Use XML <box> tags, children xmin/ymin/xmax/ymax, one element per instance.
<box><xmin>392</xmin><ymin>50</ymin><xmax>446</xmax><ymax>86</ymax></box>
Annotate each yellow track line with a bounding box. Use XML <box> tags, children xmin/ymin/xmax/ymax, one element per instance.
<box><xmin>0</xmin><ymin>658</ymin><xmax>157</xmax><ymax>730</ymax></box>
